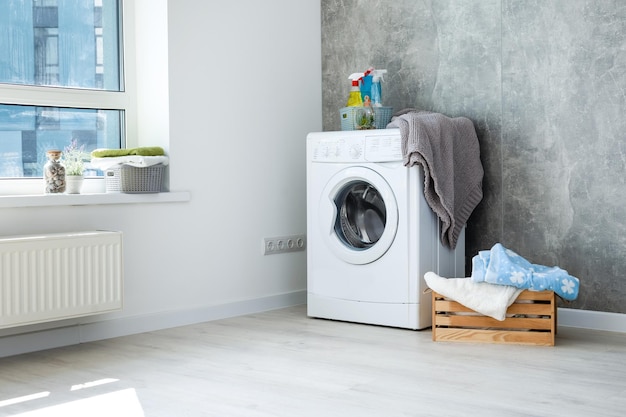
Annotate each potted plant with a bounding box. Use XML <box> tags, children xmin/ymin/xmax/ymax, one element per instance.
<box><xmin>63</xmin><ymin>139</ymin><xmax>90</xmax><ymax>194</ymax></box>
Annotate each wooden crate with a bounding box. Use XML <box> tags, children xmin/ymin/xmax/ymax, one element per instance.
<box><xmin>432</xmin><ymin>290</ymin><xmax>556</xmax><ymax>346</ymax></box>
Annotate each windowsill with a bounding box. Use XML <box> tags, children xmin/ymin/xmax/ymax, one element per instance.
<box><xmin>0</xmin><ymin>191</ymin><xmax>191</xmax><ymax>208</ymax></box>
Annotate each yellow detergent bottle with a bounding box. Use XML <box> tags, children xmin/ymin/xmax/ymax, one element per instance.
<box><xmin>346</xmin><ymin>73</ymin><xmax>364</xmax><ymax>107</ymax></box>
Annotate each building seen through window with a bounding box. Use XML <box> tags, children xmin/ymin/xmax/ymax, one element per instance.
<box><xmin>0</xmin><ymin>0</ymin><xmax>123</xmax><ymax>178</ymax></box>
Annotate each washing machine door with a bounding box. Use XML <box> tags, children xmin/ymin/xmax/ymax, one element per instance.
<box><xmin>319</xmin><ymin>166</ymin><xmax>399</xmax><ymax>265</ymax></box>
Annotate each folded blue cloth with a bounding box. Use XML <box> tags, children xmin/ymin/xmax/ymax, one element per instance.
<box><xmin>471</xmin><ymin>243</ymin><xmax>579</xmax><ymax>301</ymax></box>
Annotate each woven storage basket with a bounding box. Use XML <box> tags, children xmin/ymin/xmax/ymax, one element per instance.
<box><xmin>340</xmin><ymin>106</ymin><xmax>393</xmax><ymax>131</ymax></box>
<box><xmin>105</xmin><ymin>164</ymin><xmax>165</xmax><ymax>193</ymax></box>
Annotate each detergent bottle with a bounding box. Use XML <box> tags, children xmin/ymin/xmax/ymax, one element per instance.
<box><xmin>346</xmin><ymin>73</ymin><xmax>364</xmax><ymax>107</ymax></box>
<box><xmin>370</xmin><ymin>69</ymin><xmax>387</xmax><ymax>107</ymax></box>
<box><xmin>359</xmin><ymin>67</ymin><xmax>375</xmax><ymax>102</ymax></box>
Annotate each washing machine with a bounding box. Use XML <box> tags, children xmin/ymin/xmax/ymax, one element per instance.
<box><xmin>306</xmin><ymin>128</ymin><xmax>465</xmax><ymax>329</ymax></box>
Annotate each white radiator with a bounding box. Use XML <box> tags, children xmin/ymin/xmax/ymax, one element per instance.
<box><xmin>0</xmin><ymin>231</ymin><xmax>123</xmax><ymax>329</ymax></box>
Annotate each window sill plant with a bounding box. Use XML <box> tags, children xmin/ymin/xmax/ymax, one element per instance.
<box><xmin>63</xmin><ymin>140</ymin><xmax>90</xmax><ymax>194</ymax></box>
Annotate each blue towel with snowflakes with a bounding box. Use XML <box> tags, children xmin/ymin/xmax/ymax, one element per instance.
<box><xmin>471</xmin><ymin>243</ymin><xmax>579</xmax><ymax>301</ymax></box>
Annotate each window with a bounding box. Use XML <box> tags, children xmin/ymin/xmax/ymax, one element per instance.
<box><xmin>0</xmin><ymin>0</ymin><xmax>127</xmax><ymax>180</ymax></box>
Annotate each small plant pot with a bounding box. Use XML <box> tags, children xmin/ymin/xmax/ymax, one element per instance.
<box><xmin>65</xmin><ymin>175</ymin><xmax>84</xmax><ymax>194</ymax></box>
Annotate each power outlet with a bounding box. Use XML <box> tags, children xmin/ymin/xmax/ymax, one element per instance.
<box><xmin>263</xmin><ymin>234</ymin><xmax>306</xmax><ymax>255</ymax></box>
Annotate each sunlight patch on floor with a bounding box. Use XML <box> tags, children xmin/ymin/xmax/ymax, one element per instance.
<box><xmin>0</xmin><ymin>392</ymin><xmax>51</xmax><ymax>408</ymax></box>
<box><xmin>70</xmin><ymin>378</ymin><xmax>120</xmax><ymax>391</ymax></box>
<box><xmin>9</xmin><ymin>389</ymin><xmax>144</xmax><ymax>417</ymax></box>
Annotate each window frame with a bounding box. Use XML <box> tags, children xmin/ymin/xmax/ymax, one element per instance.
<box><xmin>0</xmin><ymin>0</ymin><xmax>137</xmax><ymax>195</ymax></box>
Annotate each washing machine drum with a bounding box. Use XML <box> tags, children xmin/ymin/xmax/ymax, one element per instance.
<box><xmin>335</xmin><ymin>181</ymin><xmax>386</xmax><ymax>249</ymax></box>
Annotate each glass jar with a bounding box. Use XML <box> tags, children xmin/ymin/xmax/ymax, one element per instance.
<box><xmin>356</xmin><ymin>98</ymin><xmax>376</xmax><ymax>130</ymax></box>
<box><xmin>43</xmin><ymin>150</ymin><xmax>66</xmax><ymax>194</ymax></box>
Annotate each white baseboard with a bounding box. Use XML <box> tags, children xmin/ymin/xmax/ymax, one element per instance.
<box><xmin>558</xmin><ymin>307</ymin><xmax>626</xmax><ymax>333</ymax></box>
<box><xmin>0</xmin><ymin>290</ymin><xmax>306</xmax><ymax>358</ymax></box>
<box><xmin>1</xmin><ymin>295</ymin><xmax>623</xmax><ymax>358</ymax></box>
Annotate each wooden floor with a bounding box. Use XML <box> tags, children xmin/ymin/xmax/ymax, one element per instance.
<box><xmin>1</xmin><ymin>305</ymin><xmax>625</xmax><ymax>417</ymax></box>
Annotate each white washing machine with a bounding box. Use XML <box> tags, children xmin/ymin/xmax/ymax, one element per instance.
<box><xmin>306</xmin><ymin>128</ymin><xmax>465</xmax><ymax>329</ymax></box>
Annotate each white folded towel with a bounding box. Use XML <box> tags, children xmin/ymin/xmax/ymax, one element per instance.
<box><xmin>91</xmin><ymin>155</ymin><xmax>169</xmax><ymax>171</ymax></box>
<box><xmin>424</xmin><ymin>271</ymin><xmax>523</xmax><ymax>321</ymax></box>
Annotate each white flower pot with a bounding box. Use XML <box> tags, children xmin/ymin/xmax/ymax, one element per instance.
<box><xmin>65</xmin><ymin>175</ymin><xmax>84</xmax><ymax>194</ymax></box>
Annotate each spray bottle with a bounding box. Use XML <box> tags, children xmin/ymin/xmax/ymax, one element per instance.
<box><xmin>370</xmin><ymin>69</ymin><xmax>387</xmax><ymax>107</ymax></box>
<box><xmin>359</xmin><ymin>67</ymin><xmax>375</xmax><ymax>102</ymax></box>
<box><xmin>346</xmin><ymin>73</ymin><xmax>364</xmax><ymax>107</ymax></box>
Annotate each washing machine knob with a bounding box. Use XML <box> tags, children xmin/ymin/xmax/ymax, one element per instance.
<box><xmin>349</xmin><ymin>145</ymin><xmax>362</xmax><ymax>159</ymax></box>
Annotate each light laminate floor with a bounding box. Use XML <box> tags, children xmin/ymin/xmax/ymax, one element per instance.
<box><xmin>1</xmin><ymin>305</ymin><xmax>625</xmax><ymax>417</ymax></box>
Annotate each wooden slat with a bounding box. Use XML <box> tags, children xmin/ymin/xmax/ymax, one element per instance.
<box><xmin>506</xmin><ymin>303</ymin><xmax>553</xmax><ymax>315</ymax></box>
<box><xmin>435</xmin><ymin>299</ymin><xmax>554</xmax><ymax>316</ymax></box>
<box><xmin>434</xmin><ymin>290</ymin><xmax>555</xmax><ymax>302</ymax></box>
<box><xmin>516</xmin><ymin>290</ymin><xmax>555</xmax><ymax>301</ymax></box>
<box><xmin>433</xmin><ymin>299</ymin><xmax>480</xmax><ymax>314</ymax></box>
<box><xmin>435</xmin><ymin>314</ymin><xmax>553</xmax><ymax>330</ymax></box>
<box><xmin>433</xmin><ymin>327</ymin><xmax>555</xmax><ymax>346</ymax></box>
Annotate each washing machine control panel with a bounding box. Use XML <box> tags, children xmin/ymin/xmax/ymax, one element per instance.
<box><xmin>310</xmin><ymin>131</ymin><xmax>402</xmax><ymax>163</ymax></box>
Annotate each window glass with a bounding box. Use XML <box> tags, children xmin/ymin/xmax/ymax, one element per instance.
<box><xmin>0</xmin><ymin>105</ymin><xmax>122</xmax><ymax>178</ymax></box>
<box><xmin>0</xmin><ymin>0</ymin><xmax>120</xmax><ymax>90</ymax></box>
<box><xmin>0</xmin><ymin>0</ymin><xmax>124</xmax><ymax>180</ymax></box>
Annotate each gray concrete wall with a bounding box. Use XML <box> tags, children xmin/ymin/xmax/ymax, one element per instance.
<box><xmin>321</xmin><ymin>0</ymin><xmax>626</xmax><ymax>313</ymax></box>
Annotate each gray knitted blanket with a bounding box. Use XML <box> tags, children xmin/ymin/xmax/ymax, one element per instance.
<box><xmin>388</xmin><ymin>109</ymin><xmax>484</xmax><ymax>249</ymax></box>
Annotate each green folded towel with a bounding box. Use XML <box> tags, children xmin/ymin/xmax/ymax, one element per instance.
<box><xmin>132</xmin><ymin>146</ymin><xmax>166</xmax><ymax>156</ymax></box>
<box><xmin>91</xmin><ymin>148</ymin><xmax>130</xmax><ymax>158</ymax></box>
<box><xmin>91</xmin><ymin>146</ymin><xmax>165</xmax><ymax>158</ymax></box>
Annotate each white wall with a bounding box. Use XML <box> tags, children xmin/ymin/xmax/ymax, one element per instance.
<box><xmin>0</xmin><ymin>0</ymin><xmax>322</xmax><ymax>356</ymax></box>
<box><xmin>167</xmin><ymin>0</ymin><xmax>322</xmax><ymax>302</ymax></box>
